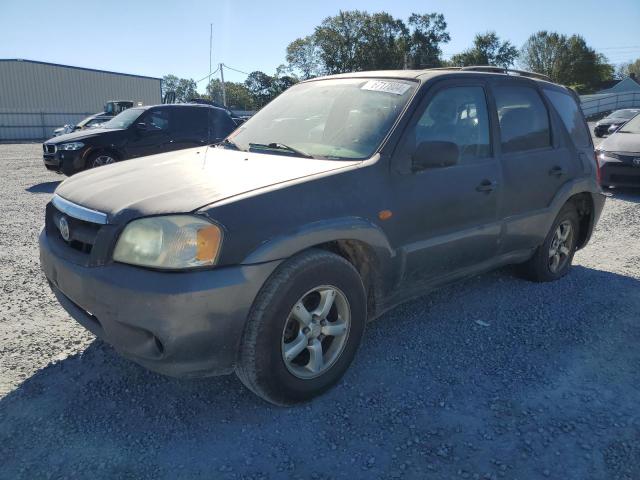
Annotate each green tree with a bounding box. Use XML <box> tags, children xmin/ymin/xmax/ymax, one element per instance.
<box><xmin>205</xmin><ymin>79</ymin><xmax>255</xmax><ymax>110</ymax></box>
<box><xmin>175</xmin><ymin>78</ymin><xmax>198</xmax><ymax>103</ymax></box>
<box><xmin>161</xmin><ymin>74</ymin><xmax>179</xmax><ymax>99</ymax></box>
<box><xmin>519</xmin><ymin>31</ymin><xmax>613</xmax><ymax>92</ymax></box>
<box><xmin>245</xmin><ymin>71</ymin><xmax>275</xmax><ymax>107</ymax></box>
<box><xmin>286</xmin><ymin>36</ymin><xmax>323</xmax><ymax>79</ymax></box>
<box><xmin>161</xmin><ymin>74</ymin><xmax>198</xmax><ymax>102</ymax></box>
<box><xmin>285</xmin><ymin>10</ymin><xmax>450</xmax><ymax>74</ymax></box>
<box><xmin>616</xmin><ymin>58</ymin><xmax>640</xmax><ymax>79</ymax></box>
<box><xmin>450</xmin><ymin>32</ymin><xmax>518</xmax><ymax>68</ymax></box>
<box><xmin>406</xmin><ymin>13</ymin><xmax>450</xmax><ymax>68</ymax></box>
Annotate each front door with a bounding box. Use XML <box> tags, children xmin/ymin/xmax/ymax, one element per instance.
<box><xmin>125</xmin><ymin>108</ymin><xmax>171</xmax><ymax>158</ymax></box>
<box><xmin>391</xmin><ymin>80</ymin><xmax>502</xmax><ymax>287</ymax></box>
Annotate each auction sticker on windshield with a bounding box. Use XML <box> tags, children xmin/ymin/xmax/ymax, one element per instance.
<box><xmin>361</xmin><ymin>80</ymin><xmax>411</xmax><ymax>95</ymax></box>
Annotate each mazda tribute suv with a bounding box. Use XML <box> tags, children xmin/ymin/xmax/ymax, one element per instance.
<box><xmin>39</xmin><ymin>67</ymin><xmax>605</xmax><ymax>405</ymax></box>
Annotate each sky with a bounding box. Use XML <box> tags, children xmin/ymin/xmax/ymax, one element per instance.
<box><xmin>1</xmin><ymin>0</ymin><xmax>639</xmax><ymax>91</ymax></box>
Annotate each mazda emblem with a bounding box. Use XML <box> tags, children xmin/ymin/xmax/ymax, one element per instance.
<box><xmin>58</xmin><ymin>216</ymin><xmax>70</xmax><ymax>242</ymax></box>
<box><xmin>634</xmin><ymin>157</ymin><xmax>640</xmax><ymax>166</ymax></box>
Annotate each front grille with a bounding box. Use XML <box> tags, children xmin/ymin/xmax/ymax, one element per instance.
<box><xmin>47</xmin><ymin>204</ymin><xmax>101</xmax><ymax>254</ymax></box>
<box><xmin>43</xmin><ymin>144</ymin><xmax>56</xmax><ymax>154</ymax></box>
<box><xmin>607</xmin><ymin>151</ymin><xmax>640</xmax><ymax>163</ymax></box>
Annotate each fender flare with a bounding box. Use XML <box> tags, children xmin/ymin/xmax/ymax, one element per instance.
<box><xmin>242</xmin><ymin>216</ymin><xmax>396</xmax><ymax>267</ymax></box>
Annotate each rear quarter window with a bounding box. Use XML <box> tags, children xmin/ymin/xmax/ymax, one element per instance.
<box><xmin>543</xmin><ymin>89</ymin><xmax>591</xmax><ymax>148</ymax></box>
<box><xmin>493</xmin><ymin>85</ymin><xmax>551</xmax><ymax>154</ymax></box>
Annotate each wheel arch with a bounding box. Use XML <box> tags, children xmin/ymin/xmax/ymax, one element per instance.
<box><xmin>241</xmin><ymin>217</ymin><xmax>398</xmax><ymax>320</ymax></box>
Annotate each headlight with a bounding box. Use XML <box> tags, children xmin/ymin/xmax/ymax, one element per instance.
<box><xmin>58</xmin><ymin>142</ymin><xmax>85</xmax><ymax>150</ymax></box>
<box><xmin>113</xmin><ymin>215</ymin><xmax>223</xmax><ymax>269</ymax></box>
<box><xmin>597</xmin><ymin>151</ymin><xmax>620</xmax><ymax>164</ymax></box>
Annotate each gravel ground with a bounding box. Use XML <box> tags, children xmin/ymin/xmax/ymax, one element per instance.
<box><xmin>1</xmin><ymin>143</ymin><xmax>639</xmax><ymax>480</ymax></box>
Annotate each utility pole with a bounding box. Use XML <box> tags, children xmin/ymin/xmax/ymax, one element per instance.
<box><xmin>219</xmin><ymin>62</ymin><xmax>227</xmax><ymax>107</ymax></box>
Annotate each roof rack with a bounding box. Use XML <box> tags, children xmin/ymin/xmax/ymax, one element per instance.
<box><xmin>459</xmin><ymin>66</ymin><xmax>551</xmax><ymax>82</ymax></box>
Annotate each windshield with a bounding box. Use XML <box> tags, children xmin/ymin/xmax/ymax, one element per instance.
<box><xmin>227</xmin><ymin>78</ymin><xmax>417</xmax><ymax>159</ymax></box>
<box><xmin>608</xmin><ymin>109</ymin><xmax>640</xmax><ymax>120</ymax></box>
<box><xmin>101</xmin><ymin>108</ymin><xmax>145</xmax><ymax>129</ymax></box>
<box><xmin>618</xmin><ymin>113</ymin><xmax>640</xmax><ymax>133</ymax></box>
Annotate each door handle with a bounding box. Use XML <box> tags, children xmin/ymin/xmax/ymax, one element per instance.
<box><xmin>549</xmin><ymin>166</ymin><xmax>566</xmax><ymax>176</ymax></box>
<box><xmin>476</xmin><ymin>179</ymin><xmax>497</xmax><ymax>193</ymax></box>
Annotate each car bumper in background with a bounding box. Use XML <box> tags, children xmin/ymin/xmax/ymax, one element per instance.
<box><xmin>39</xmin><ymin>228</ymin><xmax>281</xmax><ymax>378</ymax></box>
<box><xmin>43</xmin><ymin>149</ymin><xmax>84</xmax><ymax>173</ymax></box>
<box><xmin>600</xmin><ymin>162</ymin><xmax>640</xmax><ymax>188</ymax></box>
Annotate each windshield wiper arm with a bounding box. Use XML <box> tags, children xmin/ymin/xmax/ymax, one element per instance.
<box><xmin>249</xmin><ymin>142</ymin><xmax>314</xmax><ymax>158</ymax></box>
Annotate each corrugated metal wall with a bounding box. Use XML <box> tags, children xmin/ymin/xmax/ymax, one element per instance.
<box><xmin>0</xmin><ymin>59</ymin><xmax>162</xmax><ymax>141</ymax></box>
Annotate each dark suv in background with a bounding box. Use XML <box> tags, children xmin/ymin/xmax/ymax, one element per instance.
<box><xmin>43</xmin><ymin>104</ymin><xmax>237</xmax><ymax>175</ymax></box>
<box><xmin>40</xmin><ymin>67</ymin><xmax>604</xmax><ymax>405</ymax></box>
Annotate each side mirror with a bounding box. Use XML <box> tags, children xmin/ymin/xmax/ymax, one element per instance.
<box><xmin>135</xmin><ymin>122</ymin><xmax>149</xmax><ymax>132</ymax></box>
<box><xmin>412</xmin><ymin>141</ymin><xmax>459</xmax><ymax>172</ymax></box>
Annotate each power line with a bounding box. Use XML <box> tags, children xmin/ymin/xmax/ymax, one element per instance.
<box><xmin>222</xmin><ymin>64</ymin><xmax>251</xmax><ymax>75</ymax></box>
<box><xmin>196</xmin><ymin>66</ymin><xmax>219</xmax><ymax>84</ymax></box>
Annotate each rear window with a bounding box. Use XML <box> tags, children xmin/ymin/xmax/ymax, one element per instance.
<box><xmin>494</xmin><ymin>85</ymin><xmax>551</xmax><ymax>154</ymax></box>
<box><xmin>543</xmin><ymin>89</ymin><xmax>591</xmax><ymax>148</ymax></box>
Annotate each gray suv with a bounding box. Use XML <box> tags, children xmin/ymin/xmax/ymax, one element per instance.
<box><xmin>39</xmin><ymin>67</ymin><xmax>605</xmax><ymax>405</ymax></box>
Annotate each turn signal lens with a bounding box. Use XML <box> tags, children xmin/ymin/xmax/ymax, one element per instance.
<box><xmin>196</xmin><ymin>225</ymin><xmax>222</xmax><ymax>262</ymax></box>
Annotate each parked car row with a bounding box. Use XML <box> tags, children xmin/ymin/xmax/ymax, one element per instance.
<box><xmin>43</xmin><ymin>103</ymin><xmax>237</xmax><ymax>175</ymax></box>
<box><xmin>52</xmin><ymin>100</ymin><xmax>134</xmax><ymax>137</ymax></box>
<box><xmin>597</xmin><ymin>111</ymin><xmax>640</xmax><ymax>188</ymax></box>
<box><xmin>593</xmin><ymin>108</ymin><xmax>640</xmax><ymax>137</ymax></box>
<box><xmin>40</xmin><ymin>67</ymin><xmax>606</xmax><ymax>404</ymax></box>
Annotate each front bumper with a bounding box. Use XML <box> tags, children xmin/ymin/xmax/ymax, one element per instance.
<box><xmin>39</xmin><ymin>228</ymin><xmax>281</xmax><ymax>377</ymax></box>
<box><xmin>600</xmin><ymin>162</ymin><xmax>640</xmax><ymax>188</ymax></box>
<box><xmin>43</xmin><ymin>149</ymin><xmax>84</xmax><ymax>173</ymax></box>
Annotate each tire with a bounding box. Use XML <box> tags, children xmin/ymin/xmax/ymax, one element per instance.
<box><xmin>517</xmin><ymin>203</ymin><xmax>580</xmax><ymax>282</ymax></box>
<box><xmin>236</xmin><ymin>249</ymin><xmax>366</xmax><ymax>406</ymax></box>
<box><xmin>87</xmin><ymin>151</ymin><xmax>117</xmax><ymax>169</ymax></box>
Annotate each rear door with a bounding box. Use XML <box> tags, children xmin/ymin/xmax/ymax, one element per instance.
<box><xmin>391</xmin><ymin>79</ymin><xmax>502</xmax><ymax>285</ymax></box>
<box><xmin>489</xmin><ymin>80</ymin><xmax>577</xmax><ymax>254</ymax></box>
<box><xmin>167</xmin><ymin>106</ymin><xmax>210</xmax><ymax>151</ymax></box>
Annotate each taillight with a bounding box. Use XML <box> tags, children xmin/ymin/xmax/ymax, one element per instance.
<box><xmin>594</xmin><ymin>150</ymin><xmax>601</xmax><ymax>184</ymax></box>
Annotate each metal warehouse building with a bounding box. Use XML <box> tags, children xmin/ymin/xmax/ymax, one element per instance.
<box><xmin>0</xmin><ymin>59</ymin><xmax>162</xmax><ymax>141</ymax></box>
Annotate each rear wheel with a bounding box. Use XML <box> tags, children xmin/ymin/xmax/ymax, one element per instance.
<box><xmin>236</xmin><ymin>249</ymin><xmax>366</xmax><ymax>406</ymax></box>
<box><xmin>518</xmin><ymin>203</ymin><xmax>580</xmax><ymax>282</ymax></box>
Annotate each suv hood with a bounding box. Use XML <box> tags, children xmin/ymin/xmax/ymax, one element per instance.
<box><xmin>600</xmin><ymin>131</ymin><xmax>640</xmax><ymax>154</ymax></box>
<box><xmin>45</xmin><ymin>128</ymin><xmax>121</xmax><ymax>144</ymax></box>
<box><xmin>54</xmin><ymin>146</ymin><xmax>359</xmax><ymax>223</ymax></box>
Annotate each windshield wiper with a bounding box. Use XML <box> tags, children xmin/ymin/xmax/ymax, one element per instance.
<box><xmin>249</xmin><ymin>142</ymin><xmax>314</xmax><ymax>158</ymax></box>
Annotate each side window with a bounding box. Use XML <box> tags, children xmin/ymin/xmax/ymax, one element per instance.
<box><xmin>171</xmin><ymin>107</ymin><xmax>208</xmax><ymax>136</ymax></box>
<box><xmin>210</xmin><ymin>110</ymin><xmax>237</xmax><ymax>141</ymax></box>
<box><xmin>415</xmin><ymin>86</ymin><xmax>491</xmax><ymax>161</ymax></box>
<box><xmin>494</xmin><ymin>85</ymin><xmax>551</xmax><ymax>154</ymax></box>
<box><xmin>543</xmin><ymin>88</ymin><xmax>591</xmax><ymax>148</ymax></box>
<box><xmin>142</xmin><ymin>109</ymin><xmax>170</xmax><ymax>131</ymax></box>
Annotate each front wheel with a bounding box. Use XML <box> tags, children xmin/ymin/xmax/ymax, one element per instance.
<box><xmin>236</xmin><ymin>249</ymin><xmax>366</xmax><ymax>405</ymax></box>
<box><xmin>517</xmin><ymin>203</ymin><xmax>580</xmax><ymax>282</ymax></box>
<box><xmin>88</xmin><ymin>152</ymin><xmax>117</xmax><ymax>169</ymax></box>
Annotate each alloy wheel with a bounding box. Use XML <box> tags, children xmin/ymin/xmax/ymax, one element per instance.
<box><xmin>281</xmin><ymin>286</ymin><xmax>351</xmax><ymax>379</ymax></box>
<box><xmin>92</xmin><ymin>155</ymin><xmax>115</xmax><ymax>168</ymax></box>
<box><xmin>548</xmin><ymin>220</ymin><xmax>573</xmax><ymax>273</ymax></box>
